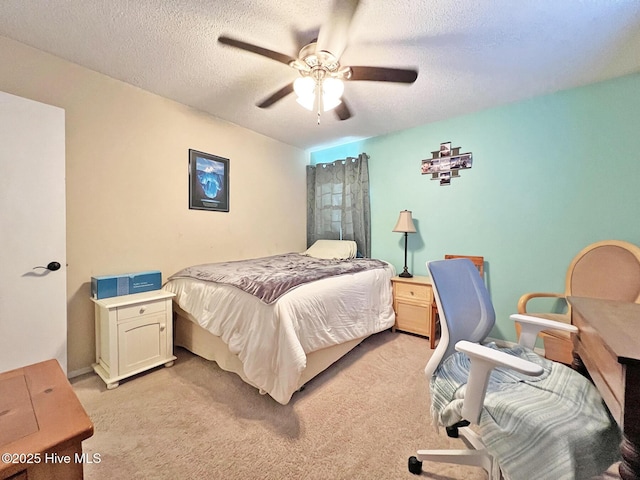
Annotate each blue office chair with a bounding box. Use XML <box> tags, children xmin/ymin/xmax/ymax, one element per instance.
<box><xmin>408</xmin><ymin>258</ymin><xmax>621</xmax><ymax>480</ymax></box>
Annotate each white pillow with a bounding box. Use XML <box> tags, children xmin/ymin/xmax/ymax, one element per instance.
<box><xmin>302</xmin><ymin>240</ymin><xmax>357</xmax><ymax>260</ymax></box>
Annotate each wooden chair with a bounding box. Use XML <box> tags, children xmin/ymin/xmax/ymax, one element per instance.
<box><xmin>430</xmin><ymin>255</ymin><xmax>485</xmax><ymax>348</ymax></box>
<box><xmin>517</xmin><ymin>240</ymin><xmax>640</xmax><ymax>365</ymax></box>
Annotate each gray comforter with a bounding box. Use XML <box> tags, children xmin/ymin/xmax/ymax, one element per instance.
<box><xmin>168</xmin><ymin>253</ymin><xmax>388</xmax><ymax>304</ymax></box>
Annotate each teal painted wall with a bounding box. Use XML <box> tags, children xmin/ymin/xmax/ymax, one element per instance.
<box><xmin>310</xmin><ymin>73</ymin><xmax>640</xmax><ymax>342</ymax></box>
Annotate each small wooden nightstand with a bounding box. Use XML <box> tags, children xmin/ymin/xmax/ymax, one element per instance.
<box><xmin>0</xmin><ymin>360</ymin><xmax>94</xmax><ymax>480</ymax></box>
<box><xmin>391</xmin><ymin>276</ymin><xmax>436</xmax><ymax>348</ymax></box>
<box><xmin>92</xmin><ymin>290</ymin><xmax>176</xmax><ymax>389</ymax></box>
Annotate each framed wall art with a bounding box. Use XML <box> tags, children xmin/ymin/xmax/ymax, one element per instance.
<box><xmin>188</xmin><ymin>149</ymin><xmax>229</xmax><ymax>212</ymax></box>
<box><xmin>421</xmin><ymin>141</ymin><xmax>473</xmax><ymax>186</ymax></box>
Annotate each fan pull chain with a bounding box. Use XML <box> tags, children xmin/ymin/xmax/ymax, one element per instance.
<box><xmin>316</xmin><ymin>82</ymin><xmax>322</xmax><ymax>125</ymax></box>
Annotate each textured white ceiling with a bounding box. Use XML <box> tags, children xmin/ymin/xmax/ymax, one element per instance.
<box><xmin>0</xmin><ymin>1</ymin><xmax>639</xmax><ymax>151</ymax></box>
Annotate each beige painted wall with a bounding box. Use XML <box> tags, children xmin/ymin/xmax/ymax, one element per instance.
<box><xmin>0</xmin><ymin>36</ymin><xmax>308</xmax><ymax>374</ymax></box>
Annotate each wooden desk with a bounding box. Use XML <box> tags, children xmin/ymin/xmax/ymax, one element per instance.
<box><xmin>569</xmin><ymin>297</ymin><xmax>640</xmax><ymax>480</ymax></box>
<box><xmin>0</xmin><ymin>360</ymin><xmax>94</xmax><ymax>480</ymax></box>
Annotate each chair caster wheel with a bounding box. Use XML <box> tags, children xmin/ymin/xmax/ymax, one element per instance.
<box><xmin>408</xmin><ymin>456</ymin><xmax>423</xmax><ymax>474</ymax></box>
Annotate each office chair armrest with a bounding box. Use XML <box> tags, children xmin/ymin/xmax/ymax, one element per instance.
<box><xmin>517</xmin><ymin>291</ymin><xmax>564</xmax><ymax>314</ymax></box>
<box><xmin>510</xmin><ymin>313</ymin><xmax>578</xmax><ymax>350</ymax></box>
<box><xmin>454</xmin><ymin>340</ymin><xmax>543</xmax><ymax>424</ymax></box>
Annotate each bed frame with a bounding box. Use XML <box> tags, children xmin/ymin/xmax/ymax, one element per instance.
<box><xmin>173</xmin><ymin>305</ymin><xmax>366</xmax><ymax>395</ymax></box>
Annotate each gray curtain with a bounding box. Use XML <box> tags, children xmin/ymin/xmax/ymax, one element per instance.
<box><xmin>306</xmin><ymin>153</ymin><xmax>371</xmax><ymax>257</ymax></box>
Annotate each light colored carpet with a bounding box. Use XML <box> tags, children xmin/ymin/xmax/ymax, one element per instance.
<box><xmin>71</xmin><ymin>330</ymin><xmax>621</xmax><ymax>479</ymax></box>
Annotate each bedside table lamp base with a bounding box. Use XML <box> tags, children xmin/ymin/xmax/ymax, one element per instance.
<box><xmin>398</xmin><ymin>231</ymin><xmax>413</xmax><ymax>278</ymax></box>
<box><xmin>399</xmin><ymin>268</ymin><xmax>413</xmax><ymax>278</ymax></box>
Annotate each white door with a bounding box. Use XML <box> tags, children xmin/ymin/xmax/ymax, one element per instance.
<box><xmin>0</xmin><ymin>91</ymin><xmax>67</xmax><ymax>373</ymax></box>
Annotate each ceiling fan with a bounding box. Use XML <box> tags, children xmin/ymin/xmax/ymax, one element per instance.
<box><xmin>218</xmin><ymin>0</ymin><xmax>418</xmax><ymax>123</ymax></box>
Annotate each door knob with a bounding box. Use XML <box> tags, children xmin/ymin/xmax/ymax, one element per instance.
<box><xmin>33</xmin><ymin>261</ymin><xmax>62</xmax><ymax>271</ymax></box>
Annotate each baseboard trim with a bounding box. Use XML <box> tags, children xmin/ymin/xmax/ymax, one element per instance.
<box><xmin>67</xmin><ymin>366</ymin><xmax>93</xmax><ymax>379</ymax></box>
<box><xmin>65</xmin><ymin>339</ymin><xmax>542</xmax><ymax>379</ymax></box>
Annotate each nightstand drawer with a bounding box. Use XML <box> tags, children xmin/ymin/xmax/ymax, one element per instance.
<box><xmin>117</xmin><ymin>299</ymin><xmax>166</xmax><ymax>321</ymax></box>
<box><xmin>394</xmin><ymin>281</ymin><xmax>431</xmax><ymax>303</ymax></box>
<box><xmin>395</xmin><ymin>302</ymin><xmax>430</xmax><ymax>336</ymax></box>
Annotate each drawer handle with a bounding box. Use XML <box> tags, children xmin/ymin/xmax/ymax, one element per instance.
<box><xmin>139</xmin><ymin>306</ymin><xmax>146</xmax><ymax>314</ymax></box>
<box><xmin>160</xmin><ymin>325</ymin><xmax>166</xmax><ymax>332</ymax></box>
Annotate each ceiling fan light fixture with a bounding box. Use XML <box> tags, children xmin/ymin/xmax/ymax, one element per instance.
<box><xmin>293</xmin><ymin>76</ymin><xmax>315</xmax><ymax>97</ymax></box>
<box><xmin>294</xmin><ymin>76</ymin><xmax>316</xmax><ymax>111</ymax></box>
<box><xmin>321</xmin><ymin>77</ymin><xmax>344</xmax><ymax>111</ymax></box>
<box><xmin>322</xmin><ymin>95</ymin><xmax>342</xmax><ymax>112</ymax></box>
<box><xmin>322</xmin><ymin>77</ymin><xmax>344</xmax><ymax>99</ymax></box>
<box><xmin>296</xmin><ymin>94</ymin><xmax>315</xmax><ymax>111</ymax></box>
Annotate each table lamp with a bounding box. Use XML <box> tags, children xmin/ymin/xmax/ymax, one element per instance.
<box><xmin>393</xmin><ymin>210</ymin><xmax>417</xmax><ymax>278</ymax></box>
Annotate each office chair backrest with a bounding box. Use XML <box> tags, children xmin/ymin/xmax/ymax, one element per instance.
<box><xmin>425</xmin><ymin>258</ymin><xmax>496</xmax><ymax>378</ymax></box>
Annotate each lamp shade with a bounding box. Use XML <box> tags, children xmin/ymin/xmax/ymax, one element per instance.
<box><xmin>393</xmin><ymin>210</ymin><xmax>417</xmax><ymax>233</ymax></box>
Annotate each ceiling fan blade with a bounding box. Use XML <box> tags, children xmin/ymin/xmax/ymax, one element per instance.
<box><xmin>218</xmin><ymin>36</ymin><xmax>296</xmax><ymax>66</ymax></box>
<box><xmin>334</xmin><ymin>98</ymin><xmax>352</xmax><ymax>121</ymax></box>
<box><xmin>257</xmin><ymin>83</ymin><xmax>295</xmax><ymax>108</ymax></box>
<box><xmin>348</xmin><ymin>66</ymin><xmax>418</xmax><ymax>84</ymax></box>
<box><xmin>316</xmin><ymin>0</ymin><xmax>360</xmax><ymax>58</ymax></box>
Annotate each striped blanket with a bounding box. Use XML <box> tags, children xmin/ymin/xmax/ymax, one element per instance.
<box><xmin>430</xmin><ymin>343</ymin><xmax>621</xmax><ymax>480</ymax></box>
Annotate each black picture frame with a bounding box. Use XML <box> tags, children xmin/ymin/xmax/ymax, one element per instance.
<box><xmin>188</xmin><ymin>149</ymin><xmax>229</xmax><ymax>212</ymax></box>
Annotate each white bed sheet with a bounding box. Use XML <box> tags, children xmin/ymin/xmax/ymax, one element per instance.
<box><xmin>163</xmin><ymin>263</ymin><xmax>395</xmax><ymax>404</ymax></box>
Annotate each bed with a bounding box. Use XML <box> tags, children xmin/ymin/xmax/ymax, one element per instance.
<box><xmin>162</xmin><ymin>240</ymin><xmax>396</xmax><ymax>404</ymax></box>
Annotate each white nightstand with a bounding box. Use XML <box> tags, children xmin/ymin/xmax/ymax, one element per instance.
<box><xmin>91</xmin><ymin>290</ymin><xmax>176</xmax><ymax>389</ymax></box>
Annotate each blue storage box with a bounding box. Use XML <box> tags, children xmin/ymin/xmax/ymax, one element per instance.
<box><xmin>91</xmin><ymin>270</ymin><xmax>162</xmax><ymax>300</ymax></box>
